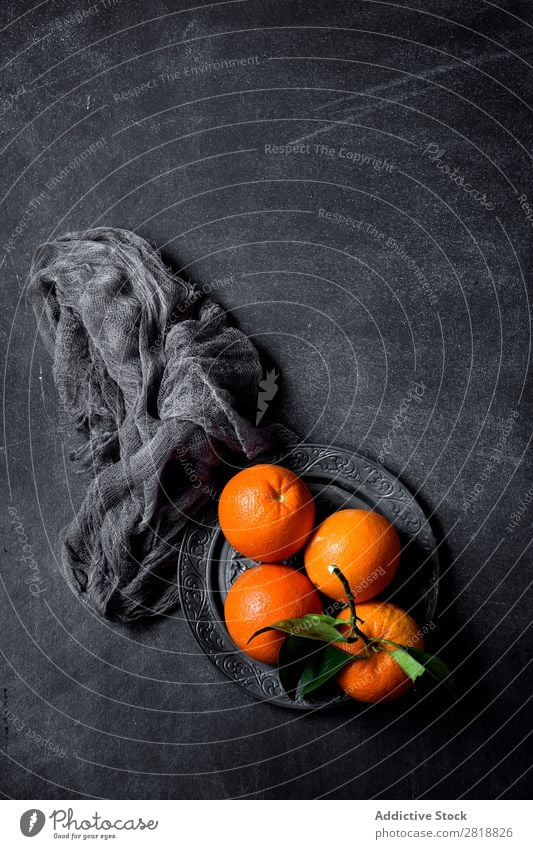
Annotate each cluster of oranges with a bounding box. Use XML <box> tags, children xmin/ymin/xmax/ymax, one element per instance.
<box><xmin>219</xmin><ymin>463</ymin><xmax>424</xmax><ymax>703</ymax></box>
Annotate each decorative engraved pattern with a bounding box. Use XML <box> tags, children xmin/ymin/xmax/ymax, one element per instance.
<box><xmin>178</xmin><ymin>443</ymin><xmax>439</xmax><ymax>710</ymax></box>
<box><xmin>227</xmin><ymin>557</ymin><xmax>252</xmax><ymax>586</ymax></box>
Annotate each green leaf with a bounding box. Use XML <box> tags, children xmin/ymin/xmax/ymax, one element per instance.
<box><xmin>310</xmin><ymin>614</ymin><xmax>345</xmax><ymax>626</ymax></box>
<box><xmin>277</xmin><ymin>636</ymin><xmax>314</xmax><ymax>701</ymax></box>
<box><xmin>379</xmin><ymin>639</ymin><xmax>457</xmax><ymax>696</ymax></box>
<box><xmin>386</xmin><ymin>645</ymin><xmax>427</xmax><ymax>682</ymax></box>
<box><xmin>249</xmin><ymin>613</ymin><xmax>349</xmax><ymax>645</ymax></box>
<box><xmin>298</xmin><ymin>644</ymin><xmax>359</xmax><ymax>697</ymax></box>
<box><xmin>404</xmin><ymin>647</ymin><xmax>457</xmax><ymax>696</ymax></box>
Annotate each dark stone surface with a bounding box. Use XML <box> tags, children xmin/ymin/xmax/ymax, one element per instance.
<box><xmin>0</xmin><ymin>0</ymin><xmax>531</xmax><ymax>799</ymax></box>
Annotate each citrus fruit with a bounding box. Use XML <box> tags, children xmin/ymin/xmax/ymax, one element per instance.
<box><xmin>303</xmin><ymin>508</ymin><xmax>400</xmax><ymax>602</ymax></box>
<box><xmin>335</xmin><ymin>601</ymin><xmax>423</xmax><ymax>702</ymax></box>
<box><xmin>218</xmin><ymin>464</ymin><xmax>315</xmax><ymax>562</ymax></box>
<box><xmin>224</xmin><ymin>563</ymin><xmax>322</xmax><ymax>664</ymax></box>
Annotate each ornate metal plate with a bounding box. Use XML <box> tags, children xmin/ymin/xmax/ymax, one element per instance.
<box><xmin>178</xmin><ymin>443</ymin><xmax>439</xmax><ymax>710</ymax></box>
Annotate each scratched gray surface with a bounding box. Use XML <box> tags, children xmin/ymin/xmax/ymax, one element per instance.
<box><xmin>0</xmin><ymin>0</ymin><xmax>532</xmax><ymax>800</ymax></box>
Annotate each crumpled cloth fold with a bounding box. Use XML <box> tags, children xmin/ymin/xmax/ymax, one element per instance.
<box><xmin>29</xmin><ymin>227</ymin><xmax>273</xmax><ymax>621</ymax></box>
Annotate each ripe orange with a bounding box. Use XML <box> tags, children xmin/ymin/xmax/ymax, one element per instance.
<box><xmin>218</xmin><ymin>464</ymin><xmax>315</xmax><ymax>562</ymax></box>
<box><xmin>224</xmin><ymin>563</ymin><xmax>322</xmax><ymax>664</ymax></box>
<box><xmin>304</xmin><ymin>509</ymin><xmax>400</xmax><ymax>602</ymax></box>
<box><xmin>335</xmin><ymin>602</ymin><xmax>423</xmax><ymax>702</ymax></box>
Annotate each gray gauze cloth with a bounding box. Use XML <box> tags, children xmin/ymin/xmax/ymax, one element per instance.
<box><xmin>29</xmin><ymin>227</ymin><xmax>273</xmax><ymax>622</ymax></box>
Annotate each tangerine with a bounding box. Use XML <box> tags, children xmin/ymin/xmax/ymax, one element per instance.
<box><xmin>218</xmin><ymin>464</ymin><xmax>315</xmax><ymax>562</ymax></box>
<box><xmin>304</xmin><ymin>509</ymin><xmax>400</xmax><ymax>602</ymax></box>
<box><xmin>335</xmin><ymin>601</ymin><xmax>423</xmax><ymax>702</ymax></box>
<box><xmin>224</xmin><ymin>563</ymin><xmax>322</xmax><ymax>664</ymax></box>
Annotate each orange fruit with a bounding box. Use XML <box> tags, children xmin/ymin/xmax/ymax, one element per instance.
<box><xmin>224</xmin><ymin>563</ymin><xmax>322</xmax><ymax>664</ymax></box>
<box><xmin>304</xmin><ymin>508</ymin><xmax>400</xmax><ymax>602</ymax></box>
<box><xmin>335</xmin><ymin>602</ymin><xmax>423</xmax><ymax>702</ymax></box>
<box><xmin>218</xmin><ymin>464</ymin><xmax>315</xmax><ymax>562</ymax></box>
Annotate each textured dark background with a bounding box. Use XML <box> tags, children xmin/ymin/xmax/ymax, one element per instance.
<box><xmin>1</xmin><ymin>0</ymin><xmax>532</xmax><ymax>800</ymax></box>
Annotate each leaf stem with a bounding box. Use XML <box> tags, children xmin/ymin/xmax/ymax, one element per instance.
<box><xmin>328</xmin><ymin>564</ymin><xmax>373</xmax><ymax>647</ymax></box>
